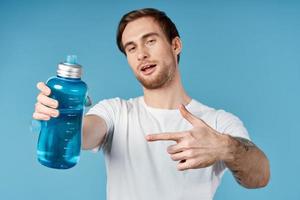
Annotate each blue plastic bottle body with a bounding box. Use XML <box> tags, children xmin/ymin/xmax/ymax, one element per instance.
<box><xmin>37</xmin><ymin>75</ymin><xmax>87</xmax><ymax>169</ymax></box>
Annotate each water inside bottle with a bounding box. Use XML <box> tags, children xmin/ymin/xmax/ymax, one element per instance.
<box><xmin>37</xmin><ymin>108</ymin><xmax>83</xmax><ymax>169</ymax></box>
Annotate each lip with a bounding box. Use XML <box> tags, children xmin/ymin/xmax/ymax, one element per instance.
<box><xmin>138</xmin><ymin>62</ymin><xmax>157</xmax><ymax>75</ymax></box>
<box><xmin>139</xmin><ymin>62</ymin><xmax>156</xmax><ymax>70</ymax></box>
<box><xmin>142</xmin><ymin>65</ymin><xmax>156</xmax><ymax>75</ymax></box>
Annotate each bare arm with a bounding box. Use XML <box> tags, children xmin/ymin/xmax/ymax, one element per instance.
<box><xmin>82</xmin><ymin>115</ymin><xmax>107</xmax><ymax>150</ymax></box>
<box><xmin>222</xmin><ymin>135</ymin><xmax>270</xmax><ymax>188</ymax></box>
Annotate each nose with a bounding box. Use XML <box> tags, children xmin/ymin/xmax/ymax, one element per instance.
<box><xmin>137</xmin><ymin>46</ymin><xmax>149</xmax><ymax>61</ymax></box>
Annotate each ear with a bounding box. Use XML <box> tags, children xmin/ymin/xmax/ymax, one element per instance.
<box><xmin>171</xmin><ymin>36</ymin><xmax>182</xmax><ymax>56</ymax></box>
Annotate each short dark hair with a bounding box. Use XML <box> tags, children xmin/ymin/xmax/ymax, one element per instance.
<box><xmin>116</xmin><ymin>8</ymin><xmax>181</xmax><ymax>62</ymax></box>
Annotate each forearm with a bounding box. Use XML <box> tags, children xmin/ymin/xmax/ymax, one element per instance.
<box><xmin>221</xmin><ymin>135</ymin><xmax>270</xmax><ymax>188</ymax></box>
<box><xmin>82</xmin><ymin>115</ymin><xmax>107</xmax><ymax>150</ymax></box>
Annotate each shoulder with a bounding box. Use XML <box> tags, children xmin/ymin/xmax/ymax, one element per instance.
<box><xmin>189</xmin><ymin>99</ymin><xmax>214</xmax><ymax>112</ymax></box>
<box><xmin>90</xmin><ymin>96</ymin><xmax>141</xmax><ymax>111</ymax></box>
<box><xmin>190</xmin><ymin>99</ymin><xmax>241</xmax><ymax>122</ymax></box>
<box><xmin>190</xmin><ymin>99</ymin><xmax>250</xmax><ymax>139</ymax></box>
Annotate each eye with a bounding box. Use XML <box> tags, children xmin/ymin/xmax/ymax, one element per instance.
<box><xmin>146</xmin><ymin>39</ymin><xmax>156</xmax><ymax>45</ymax></box>
<box><xmin>127</xmin><ymin>46</ymin><xmax>136</xmax><ymax>53</ymax></box>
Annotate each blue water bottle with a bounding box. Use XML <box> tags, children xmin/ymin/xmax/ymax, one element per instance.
<box><xmin>37</xmin><ymin>55</ymin><xmax>88</xmax><ymax>169</ymax></box>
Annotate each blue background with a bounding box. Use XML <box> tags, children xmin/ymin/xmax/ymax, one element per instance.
<box><xmin>0</xmin><ymin>0</ymin><xmax>299</xmax><ymax>199</ymax></box>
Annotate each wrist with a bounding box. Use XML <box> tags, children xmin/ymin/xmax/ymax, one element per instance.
<box><xmin>217</xmin><ymin>134</ymin><xmax>239</xmax><ymax>163</ymax></box>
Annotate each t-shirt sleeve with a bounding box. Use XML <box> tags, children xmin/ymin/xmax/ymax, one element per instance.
<box><xmin>85</xmin><ymin>98</ymin><xmax>121</xmax><ymax>151</ymax></box>
<box><xmin>216</xmin><ymin>110</ymin><xmax>250</xmax><ymax>140</ymax></box>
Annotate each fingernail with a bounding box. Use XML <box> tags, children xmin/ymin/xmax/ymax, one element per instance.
<box><xmin>52</xmin><ymin>101</ymin><xmax>58</xmax><ymax>108</ymax></box>
<box><xmin>52</xmin><ymin>111</ymin><xmax>59</xmax><ymax>117</ymax></box>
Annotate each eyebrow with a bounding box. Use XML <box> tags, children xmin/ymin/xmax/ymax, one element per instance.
<box><xmin>123</xmin><ymin>32</ymin><xmax>160</xmax><ymax>51</ymax></box>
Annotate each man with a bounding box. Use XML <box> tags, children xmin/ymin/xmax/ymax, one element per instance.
<box><xmin>33</xmin><ymin>8</ymin><xmax>270</xmax><ymax>200</ymax></box>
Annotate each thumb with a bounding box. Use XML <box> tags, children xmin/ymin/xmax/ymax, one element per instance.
<box><xmin>179</xmin><ymin>104</ymin><xmax>199</xmax><ymax>126</ymax></box>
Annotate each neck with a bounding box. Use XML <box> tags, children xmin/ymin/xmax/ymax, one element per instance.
<box><xmin>143</xmin><ymin>68</ymin><xmax>191</xmax><ymax>109</ymax></box>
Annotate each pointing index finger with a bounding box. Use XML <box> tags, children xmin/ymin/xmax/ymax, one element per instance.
<box><xmin>146</xmin><ymin>132</ymin><xmax>184</xmax><ymax>142</ymax></box>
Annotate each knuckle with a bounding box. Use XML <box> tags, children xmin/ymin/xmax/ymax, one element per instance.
<box><xmin>33</xmin><ymin>112</ymin><xmax>43</xmax><ymax>120</ymax></box>
<box><xmin>35</xmin><ymin>102</ymin><xmax>41</xmax><ymax>111</ymax></box>
<box><xmin>181</xmin><ymin>141</ymin><xmax>189</xmax><ymax>149</ymax></box>
<box><xmin>183</xmin><ymin>163</ymin><xmax>190</xmax><ymax>170</ymax></box>
<box><xmin>165</xmin><ymin>133</ymin><xmax>171</xmax><ymax>140</ymax></box>
<box><xmin>190</xmin><ymin>160</ymin><xmax>196</xmax><ymax>167</ymax></box>
<box><xmin>46</xmin><ymin>107</ymin><xmax>54</xmax><ymax>115</ymax></box>
<box><xmin>45</xmin><ymin>86</ymin><xmax>51</xmax><ymax>95</ymax></box>
<box><xmin>32</xmin><ymin>112</ymin><xmax>37</xmax><ymax>119</ymax></box>
<box><xmin>187</xmin><ymin>131</ymin><xmax>193</xmax><ymax>137</ymax></box>
<box><xmin>37</xmin><ymin>93</ymin><xmax>44</xmax><ymax>102</ymax></box>
<box><xmin>43</xmin><ymin>96</ymin><xmax>53</xmax><ymax>106</ymax></box>
<box><xmin>184</xmin><ymin>131</ymin><xmax>192</xmax><ymax>137</ymax></box>
<box><xmin>169</xmin><ymin>145</ymin><xmax>177</xmax><ymax>153</ymax></box>
<box><xmin>170</xmin><ymin>155</ymin><xmax>177</xmax><ymax>161</ymax></box>
<box><xmin>44</xmin><ymin>88</ymin><xmax>50</xmax><ymax>95</ymax></box>
<box><xmin>36</xmin><ymin>94</ymin><xmax>40</xmax><ymax>102</ymax></box>
<box><xmin>45</xmin><ymin>96</ymin><xmax>52</xmax><ymax>105</ymax></box>
<box><xmin>167</xmin><ymin>146</ymin><xmax>173</xmax><ymax>153</ymax></box>
<box><xmin>187</xmin><ymin>150</ymin><xmax>194</xmax><ymax>158</ymax></box>
<box><xmin>43</xmin><ymin>106</ymin><xmax>51</xmax><ymax>115</ymax></box>
<box><xmin>37</xmin><ymin>104</ymin><xmax>46</xmax><ymax>113</ymax></box>
<box><xmin>183</xmin><ymin>140</ymin><xmax>192</xmax><ymax>148</ymax></box>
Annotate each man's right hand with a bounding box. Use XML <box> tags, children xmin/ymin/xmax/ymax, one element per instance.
<box><xmin>32</xmin><ymin>82</ymin><xmax>59</xmax><ymax>121</ymax></box>
<box><xmin>32</xmin><ymin>82</ymin><xmax>108</xmax><ymax>150</ymax></box>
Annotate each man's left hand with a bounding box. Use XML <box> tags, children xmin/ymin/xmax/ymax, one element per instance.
<box><xmin>145</xmin><ymin>104</ymin><xmax>229</xmax><ymax>171</ymax></box>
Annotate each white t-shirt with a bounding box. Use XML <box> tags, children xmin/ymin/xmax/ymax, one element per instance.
<box><xmin>86</xmin><ymin>96</ymin><xmax>249</xmax><ymax>200</ymax></box>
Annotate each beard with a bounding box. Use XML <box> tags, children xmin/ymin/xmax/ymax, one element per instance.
<box><xmin>135</xmin><ymin>63</ymin><xmax>176</xmax><ymax>90</ymax></box>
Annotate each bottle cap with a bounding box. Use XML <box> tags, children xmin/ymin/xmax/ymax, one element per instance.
<box><xmin>57</xmin><ymin>55</ymin><xmax>82</xmax><ymax>78</ymax></box>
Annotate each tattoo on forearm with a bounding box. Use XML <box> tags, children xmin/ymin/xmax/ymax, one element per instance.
<box><xmin>233</xmin><ymin>137</ymin><xmax>255</xmax><ymax>151</ymax></box>
<box><xmin>228</xmin><ymin>137</ymin><xmax>256</xmax><ymax>186</ymax></box>
<box><xmin>225</xmin><ymin>136</ymin><xmax>269</xmax><ymax>188</ymax></box>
